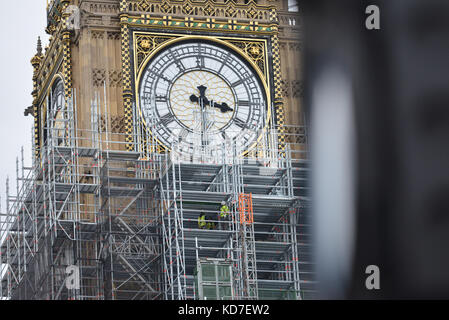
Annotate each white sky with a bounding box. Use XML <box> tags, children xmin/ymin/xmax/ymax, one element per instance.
<box><xmin>0</xmin><ymin>1</ymin><xmax>49</xmax><ymax>212</ymax></box>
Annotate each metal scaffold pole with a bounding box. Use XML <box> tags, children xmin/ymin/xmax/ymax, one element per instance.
<box><xmin>0</xmin><ymin>84</ymin><xmax>312</xmax><ymax>300</ymax></box>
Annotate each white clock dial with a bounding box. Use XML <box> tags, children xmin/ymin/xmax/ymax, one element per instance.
<box><xmin>50</xmin><ymin>80</ymin><xmax>66</xmax><ymax>145</ymax></box>
<box><xmin>139</xmin><ymin>41</ymin><xmax>267</xmax><ymax>155</ymax></box>
<box><xmin>169</xmin><ymin>70</ymin><xmax>235</xmax><ymax>132</ymax></box>
<box><xmin>51</xmin><ymin>81</ymin><xmax>65</xmax><ymax>117</ymax></box>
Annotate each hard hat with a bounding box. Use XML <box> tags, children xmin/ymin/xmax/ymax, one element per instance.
<box><xmin>221</xmin><ymin>201</ymin><xmax>226</xmax><ymax>205</ymax></box>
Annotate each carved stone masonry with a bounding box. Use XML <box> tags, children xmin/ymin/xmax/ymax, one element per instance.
<box><xmin>92</xmin><ymin>68</ymin><xmax>106</xmax><ymax>87</ymax></box>
<box><xmin>109</xmin><ymin>70</ymin><xmax>123</xmax><ymax>87</ymax></box>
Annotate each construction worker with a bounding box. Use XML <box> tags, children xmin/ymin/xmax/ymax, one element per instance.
<box><xmin>198</xmin><ymin>212</ymin><xmax>207</xmax><ymax>229</ymax></box>
<box><xmin>206</xmin><ymin>213</ymin><xmax>217</xmax><ymax>230</ymax></box>
<box><xmin>219</xmin><ymin>201</ymin><xmax>230</xmax><ymax>230</ymax></box>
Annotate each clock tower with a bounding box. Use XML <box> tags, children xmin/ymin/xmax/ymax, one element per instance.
<box><xmin>5</xmin><ymin>0</ymin><xmax>308</xmax><ymax>301</ymax></box>
<box><xmin>31</xmin><ymin>0</ymin><xmax>302</xmax><ymax>158</ymax></box>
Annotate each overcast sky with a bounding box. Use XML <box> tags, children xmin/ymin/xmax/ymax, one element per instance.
<box><xmin>0</xmin><ymin>1</ymin><xmax>49</xmax><ymax>212</ymax></box>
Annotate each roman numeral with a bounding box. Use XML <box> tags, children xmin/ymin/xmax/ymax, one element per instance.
<box><xmin>238</xmin><ymin>100</ymin><xmax>251</xmax><ymax>107</ymax></box>
<box><xmin>232</xmin><ymin>79</ymin><xmax>244</xmax><ymax>87</ymax></box>
<box><xmin>148</xmin><ymin>69</ymin><xmax>161</xmax><ymax>78</ymax></box>
<box><xmin>156</xmin><ymin>95</ymin><xmax>167</xmax><ymax>102</ymax></box>
<box><xmin>158</xmin><ymin>113</ymin><xmax>175</xmax><ymax>127</ymax></box>
<box><xmin>232</xmin><ymin>73</ymin><xmax>254</xmax><ymax>87</ymax></box>
<box><xmin>234</xmin><ymin>118</ymin><xmax>248</xmax><ymax>129</ymax></box>
<box><xmin>218</xmin><ymin>52</ymin><xmax>231</xmax><ymax>74</ymax></box>
<box><xmin>169</xmin><ymin>49</ymin><xmax>185</xmax><ymax>72</ymax></box>
<box><xmin>161</xmin><ymin>75</ymin><xmax>172</xmax><ymax>84</ymax></box>
<box><xmin>196</xmin><ymin>56</ymin><xmax>205</xmax><ymax>69</ymax></box>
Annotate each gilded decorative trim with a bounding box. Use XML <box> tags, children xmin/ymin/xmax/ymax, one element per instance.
<box><xmin>270</xmin><ymin>8</ymin><xmax>286</xmax><ymax>157</ymax></box>
<box><xmin>62</xmin><ymin>31</ymin><xmax>72</xmax><ymax>99</ymax></box>
<box><xmin>132</xmin><ymin>33</ymin><xmax>272</xmax><ymax>156</ymax></box>
<box><xmin>226</xmin><ymin>40</ymin><xmax>267</xmax><ymax>80</ymax></box>
<box><xmin>127</xmin><ymin>0</ymin><xmax>273</xmax><ymax>20</ymax></box>
<box><xmin>135</xmin><ymin>34</ymin><xmax>175</xmax><ymax>72</ymax></box>
<box><xmin>133</xmin><ymin>33</ymin><xmax>270</xmax><ymax>90</ymax></box>
<box><xmin>31</xmin><ymin>52</ymin><xmax>43</xmax><ymax>158</ymax></box>
<box><xmin>61</xmin><ymin>2</ymin><xmax>73</xmax><ymax>106</ymax></box>
<box><xmin>121</xmin><ymin>0</ymin><xmax>135</xmax><ymax>151</ymax></box>
<box><xmin>127</xmin><ymin>14</ymin><xmax>273</xmax><ymax>34</ymax></box>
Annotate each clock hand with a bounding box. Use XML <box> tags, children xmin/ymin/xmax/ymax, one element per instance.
<box><xmin>190</xmin><ymin>85</ymin><xmax>210</xmax><ymax>108</ymax></box>
<box><xmin>190</xmin><ymin>95</ymin><xmax>211</xmax><ymax>108</ymax></box>
<box><xmin>197</xmin><ymin>85</ymin><xmax>207</xmax><ymax>99</ymax></box>
<box><xmin>213</xmin><ymin>102</ymin><xmax>234</xmax><ymax>113</ymax></box>
<box><xmin>189</xmin><ymin>94</ymin><xmax>199</xmax><ymax>104</ymax></box>
<box><xmin>189</xmin><ymin>85</ymin><xmax>210</xmax><ymax>147</ymax></box>
<box><xmin>190</xmin><ymin>85</ymin><xmax>233</xmax><ymax>113</ymax></box>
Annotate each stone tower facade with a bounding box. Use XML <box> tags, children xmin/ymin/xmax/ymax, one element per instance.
<box><xmin>3</xmin><ymin>0</ymin><xmax>309</xmax><ymax>301</ymax></box>
<box><xmin>31</xmin><ymin>0</ymin><xmax>302</xmax><ymax>157</ymax></box>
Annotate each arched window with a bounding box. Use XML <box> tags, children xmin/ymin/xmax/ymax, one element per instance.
<box><xmin>50</xmin><ymin>80</ymin><xmax>65</xmax><ymax>115</ymax></box>
<box><xmin>43</xmin><ymin>79</ymin><xmax>65</xmax><ymax>147</ymax></box>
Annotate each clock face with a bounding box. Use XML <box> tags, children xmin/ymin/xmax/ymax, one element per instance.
<box><xmin>50</xmin><ymin>80</ymin><xmax>66</xmax><ymax>145</ymax></box>
<box><xmin>139</xmin><ymin>41</ymin><xmax>267</xmax><ymax>155</ymax></box>
<box><xmin>51</xmin><ymin>81</ymin><xmax>65</xmax><ymax>118</ymax></box>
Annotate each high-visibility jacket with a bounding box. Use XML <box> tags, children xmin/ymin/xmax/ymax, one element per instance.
<box><xmin>198</xmin><ymin>215</ymin><xmax>206</xmax><ymax>228</ymax></box>
<box><xmin>207</xmin><ymin>222</ymin><xmax>216</xmax><ymax>230</ymax></box>
<box><xmin>220</xmin><ymin>205</ymin><xmax>230</xmax><ymax>218</ymax></box>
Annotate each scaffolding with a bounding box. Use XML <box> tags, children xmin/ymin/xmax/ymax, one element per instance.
<box><xmin>0</xmin><ymin>90</ymin><xmax>313</xmax><ymax>300</ymax></box>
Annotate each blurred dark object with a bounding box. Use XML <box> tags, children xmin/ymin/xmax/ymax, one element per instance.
<box><xmin>304</xmin><ymin>0</ymin><xmax>449</xmax><ymax>299</ymax></box>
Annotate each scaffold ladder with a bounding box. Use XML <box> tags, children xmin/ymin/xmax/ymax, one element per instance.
<box><xmin>237</xmin><ymin>192</ymin><xmax>258</xmax><ymax>299</ymax></box>
<box><xmin>238</xmin><ymin>193</ymin><xmax>254</xmax><ymax>225</ymax></box>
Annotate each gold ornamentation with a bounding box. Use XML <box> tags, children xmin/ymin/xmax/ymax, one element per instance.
<box><xmin>225</xmin><ymin>5</ymin><xmax>236</xmax><ymax>18</ymax></box>
<box><xmin>269</xmin><ymin>8</ymin><xmax>286</xmax><ymax>157</ymax></box>
<box><xmin>161</xmin><ymin>1</ymin><xmax>171</xmax><ymax>14</ymax></box>
<box><xmin>140</xmin><ymin>39</ymin><xmax>151</xmax><ymax>49</ymax></box>
<box><xmin>138</xmin><ymin>0</ymin><xmax>150</xmax><ymax>10</ymax></box>
<box><xmin>135</xmin><ymin>35</ymin><xmax>175</xmax><ymax>73</ymax></box>
<box><xmin>128</xmin><ymin>0</ymin><xmax>272</xmax><ymax>20</ymax></box>
<box><xmin>182</xmin><ymin>1</ymin><xmax>194</xmax><ymax>15</ymax></box>
<box><xmin>250</xmin><ymin>46</ymin><xmax>260</xmax><ymax>56</ymax></box>
<box><xmin>133</xmin><ymin>34</ymin><xmax>272</xmax><ymax>156</ymax></box>
<box><xmin>227</xmin><ymin>40</ymin><xmax>266</xmax><ymax>79</ymax></box>
<box><xmin>204</xmin><ymin>4</ymin><xmax>215</xmax><ymax>16</ymax></box>
<box><xmin>120</xmin><ymin>1</ymin><xmax>134</xmax><ymax>151</ymax></box>
<box><xmin>247</xmin><ymin>6</ymin><xmax>258</xmax><ymax>19</ymax></box>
